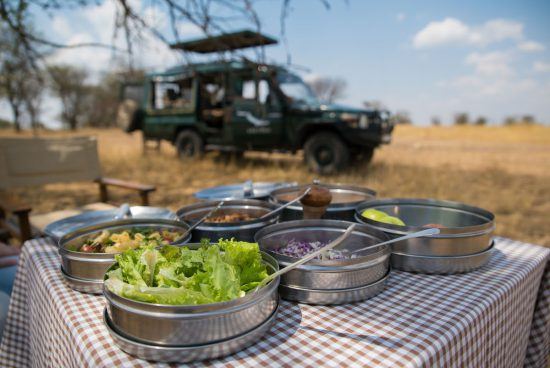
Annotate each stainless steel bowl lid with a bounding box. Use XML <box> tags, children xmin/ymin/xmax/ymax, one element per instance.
<box><xmin>194</xmin><ymin>181</ymin><xmax>296</xmax><ymax>201</ymax></box>
<box><xmin>254</xmin><ymin>219</ymin><xmax>390</xmax><ymax>268</ymax></box>
<box><xmin>45</xmin><ymin>206</ymin><xmax>175</xmax><ymax>240</ymax></box>
<box><xmin>270</xmin><ymin>183</ymin><xmax>376</xmax><ymax>211</ymax></box>
<box><xmin>355</xmin><ymin>198</ymin><xmax>495</xmax><ymax>236</ymax></box>
<box><xmin>59</xmin><ymin>218</ymin><xmax>191</xmax><ymax>256</ymax></box>
<box><xmin>177</xmin><ymin>199</ymin><xmax>279</xmax><ymax>229</ymax></box>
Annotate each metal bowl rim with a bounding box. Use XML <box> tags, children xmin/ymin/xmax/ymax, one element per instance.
<box><xmin>269</xmin><ymin>183</ymin><xmax>377</xmax><ymax>211</ymax></box>
<box><xmin>60</xmin><ymin>265</ymin><xmax>105</xmax><ymax>285</ymax></box>
<box><xmin>392</xmin><ymin>241</ymin><xmax>495</xmax><ymax>260</ymax></box>
<box><xmin>176</xmin><ymin>199</ymin><xmax>279</xmax><ymax>228</ymax></box>
<box><xmin>355</xmin><ymin>198</ymin><xmax>495</xmax><ymax>234</ymax></box>
<box><xmin>103</xmin><ymin>302</ymin><xmax>279</xmax><ymax>350</ymax></box>
<box><xmin>103</xmin><ymin>247</ymin><xmax>280</xmax><ymax>314</ymax></box>
<box><xmin>279</xmin><ymin>269</ymin><xmax>390</xmax><ymax>293</ymax></box>
<box><xmin>255</xmin><ymin>219</ymin><xmax>390</xmax><ymax>267</ymax></box>
<box><xmin>58</xmin><ymin>218</ymin><xmax>191</xmax><ymax>257</ymax></box>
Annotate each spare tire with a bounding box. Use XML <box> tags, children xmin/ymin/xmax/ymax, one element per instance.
<box><xmin>117</xmin><ymin>99</ymin><xmax>144</xmax><ymax>132</ymax></box>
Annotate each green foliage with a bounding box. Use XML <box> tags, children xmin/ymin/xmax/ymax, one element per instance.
<box><xmin>454</xmin><ymin>113</ymin><xmax>469</xmax><ymax>125</ymax></box>
<box><xmin>104</xmin><ymin>239</ymin><xmax>268</xmax><ymax>305</ymax></box>
<box><xmin>474</xmin><ymin>116</ymin><xmax>487</xmax><ymax>126</ymax></box>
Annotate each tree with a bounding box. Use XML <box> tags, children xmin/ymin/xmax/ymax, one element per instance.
<box><xmin>0</xmin><ymin>4</ymin><xmax>45</xmax><ymax>133</ymax></box>
<box><xmin>390</xmin><ymin>111</ymin><xmax>412</xmax><ymax>125</ymax></box>
<box><xmin>21</xmin><ymin>73</ymin><xmax>44</xmax><ymax>132</ymax></box>
<box><xmin>454</xmin><ymin>113</ymin><xmax>469</xmax><ymax>125</ymax></box>
<box><xmin>521</xmin><ymin>115</ymin><xmax>535</xmax><ymax>125</ymax></box>
<box><xmin>503</xmin><ymin>116</ymin><xmax>516</xmax><ymax>126</ymax></box>
<box><xmin>48</xmin><ymin>65</ymin><xmax>91</xmax><ymax>130</ymax></box>
<box><xmin>431</xmin><ymin>116</ymin><xmax>441</xmax><ymax>126</ymax></box>
<box><xmin>474</xmin><ymin>116</ymin><xmax>487</xmax><ymax>126</ymax></box>
<box><xmin>0</xmin><ymin>1</ymin><xmax>336</xmax><ymax>68</ymax></box>
<box><xmin>307</xmin><ymin>76</ymin><xmax>347</xmax><ymax>103</ymax></box>
<box><xmin>363</xmin><ymin>101</ymin><xmax>386</xmax><ymax>110</ymax></box>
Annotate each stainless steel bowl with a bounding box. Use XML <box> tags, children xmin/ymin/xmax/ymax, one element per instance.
<box><xmin>255</xmin><ymin>220</ymin><xmax>390</xmax><ymax>290</ymax></box>
<box><xmin>391</xmin><ymin>241</ymin><xmax>495</xmax><ymax>274</ymax></box>
<box><xmin>355</xmin><ymin>198</ymin><xmax>495</xmax><ymax>256</ymax></box>
<box><xmin>58</xmin><ymin>219</ymin><xmax>191</xmax><ymax>294</ymax></box>
<box><xmin>279</xmin><ymin>270</ymin><xmax>390</xmax><ymax>305</ymax></box>
<box><xmin>176</xmin><ymin>199</ymin><xmax>280</xmax><ymax>242</ymax></box>
<box><xmin>103</xmin><ymin>304</ymin><xmax>279</xmax><ymax>363</ymax></box>
<box><xmin>270</xmin><ymin>183</ymin><xmax>376</xmax><ymax>222</ymax></box>
<box><xmin>104</xmin><ymin>246</ymin><xmax>280</xmax><ymax>346</ymax></box>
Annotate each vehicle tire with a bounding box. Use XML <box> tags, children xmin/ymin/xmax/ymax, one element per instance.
<box><xmin>351</xmin><ymin>147</ymin><xmax>375</xmax><ymax>163</ymax></box>
<box><xmin>303</xmin><ymin>132</ymin><xmax>349</xmax><ymax>175</ymax></box>
<box><xmin>175</xmin><ymin>130</ymin><xmax>204</xmax><ymax>159</ymax></box>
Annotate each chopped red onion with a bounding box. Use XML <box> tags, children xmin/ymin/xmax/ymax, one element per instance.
<box><xmin>273</xmin><ymin>239</ymin><xmax>355</xmax><ymax>260</ymax></box>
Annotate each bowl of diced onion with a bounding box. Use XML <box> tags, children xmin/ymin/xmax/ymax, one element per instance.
<box><xmin>254</xmin><ymin>220</ymin><xmax>390</xmax><ymax>290</ymax></box>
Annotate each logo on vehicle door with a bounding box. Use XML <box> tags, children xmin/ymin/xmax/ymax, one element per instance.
<box><xmin>236</xmin><ymin>111</ymin><xmax>270</xmax><ymax>127</ymax></box>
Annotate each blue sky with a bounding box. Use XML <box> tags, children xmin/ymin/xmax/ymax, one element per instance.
<box><xmin>7</xmin><ymin>0</ymin><xmax>550</xmax><ymax>126</ymax></box>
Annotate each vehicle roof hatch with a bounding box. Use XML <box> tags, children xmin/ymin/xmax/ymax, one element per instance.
<box><xmin>170</xmin><ymin>29</ymin><xmax>278</xmax><ymax>53</ymax></box>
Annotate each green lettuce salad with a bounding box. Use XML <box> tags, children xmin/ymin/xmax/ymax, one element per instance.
<box><xmin>104</xmin><ymin>239</ymin><xmax>269</xmax><ymax>305</ymax></box>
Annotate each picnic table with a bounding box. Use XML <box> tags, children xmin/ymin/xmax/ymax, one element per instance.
<box><xmin>0</xmin><ymin>237</ymin><xmax>548</xmax><ymax>368</ymax></box>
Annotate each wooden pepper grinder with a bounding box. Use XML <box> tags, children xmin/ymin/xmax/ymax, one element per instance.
<box><xmin>300</xmin><ymin>180</ymin><xmax>332</xmax><ymax>219</ymax></box>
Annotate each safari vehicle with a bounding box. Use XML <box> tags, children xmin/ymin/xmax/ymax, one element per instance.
<box><xmin>119</xmin><ymin>30</ymin><xmax>393</xmax><ymax>174</ymax></box>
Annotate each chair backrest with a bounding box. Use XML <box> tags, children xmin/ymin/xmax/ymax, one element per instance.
<box><xmin>0</xmin><ymin>136</ymin><xmax>102</xmax><ymax>190</ymax></box>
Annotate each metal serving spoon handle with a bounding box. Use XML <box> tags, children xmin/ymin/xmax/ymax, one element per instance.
<box><xmin>113</xmin><ymin>203</ymin><xmax>132</xmax><ymax>220</ymax></box>
<box><xmin>176</xmin><ymin>201</ymin><xmax>225</xmax><ymax>242</ymax></box>
<box><xmin>259</xmin><ymin>187</ymin><xmax>312</xmax><ymax>220</ymax></box>
<box><xmin>350</xmin><ymin>227</ymin><xmax>441</xmax><ymax>255</ymax></box>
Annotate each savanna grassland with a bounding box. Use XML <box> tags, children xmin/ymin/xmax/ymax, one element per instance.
<box><xmin>2</xmin><ymin>124</ymin><xmax>549</xmax><ymax>246</ymax></box>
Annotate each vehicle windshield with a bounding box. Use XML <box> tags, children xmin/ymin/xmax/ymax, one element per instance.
<box><xmin>277</xmin><ymin>72</ymin><xmax>319</xmax><ymax>107</ymax></box>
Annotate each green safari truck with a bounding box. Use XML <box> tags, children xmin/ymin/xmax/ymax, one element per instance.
<box><xmin>120</xmin><ymin>30</ymin><xmax>394</xmax><ymax>174</ymax></box>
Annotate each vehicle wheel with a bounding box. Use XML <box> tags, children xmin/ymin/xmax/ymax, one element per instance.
<box><xmin>175</xmin><ymin>130</ymin><xmax>204</xmax><ymax>159</ymax></box>
<box><xmin>351</xmin><ymin>147</ymin><xmax>375</xmax><ymax>163</ymax></box>
<box><xmin>303</xmin><ymin>132</ymin><xmax>349</xmax><ymax>175</ymax></box>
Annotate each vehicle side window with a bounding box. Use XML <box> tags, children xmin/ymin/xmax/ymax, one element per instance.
<box><xmin>153</xmin><ymin>78</ymin><xmax>193</xmax><ymax>110</ymax></box>
<box><xmin>241</xmin><ymin>80</ymin><xmax>256</xmax><ymax>100</ymax></box>
<box><xmin>258</xmin><ymin>80</ymin><xmax>269</xmax><ymax>104</ymax></box>
<box><xmin>236</xmin><ymin>79</ymin><xmax>276</xmax><ymax>105</ymax></box>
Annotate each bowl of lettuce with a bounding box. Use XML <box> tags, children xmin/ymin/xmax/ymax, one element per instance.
<box><xmin>103</xmin><ymin>239</ymin><xmax>280</xmax><ymax>346</ymax></box>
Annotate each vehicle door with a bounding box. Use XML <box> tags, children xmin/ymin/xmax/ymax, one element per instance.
<box><xmin>229</xmin><ymin>76</ymin><xmax>283</xmax><ymax>149</ymax></box>
<box><xmin>144</xmin><ymin>75</ymin><xmax>195</xmax><ymax>140</ymax></box>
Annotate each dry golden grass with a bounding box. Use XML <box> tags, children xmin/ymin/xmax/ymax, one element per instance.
<box><xmin>2</xmin><ymin>125</ymin><xmax>549</xmax><ymax>247</ymax></box>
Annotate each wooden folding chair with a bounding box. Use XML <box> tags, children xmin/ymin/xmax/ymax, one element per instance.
<box><xmin>0</xmin><ymin>136</ymin><xmax>156</xmax><ymax>243</ymax></box>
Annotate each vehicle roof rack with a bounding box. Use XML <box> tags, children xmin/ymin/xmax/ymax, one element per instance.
<box><xmin>170</xmin><ymin>29</ymin><xmax>278</xmax><ymax>54</ymax></box>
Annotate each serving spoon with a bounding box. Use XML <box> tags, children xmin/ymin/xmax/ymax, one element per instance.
<box><xmin>254</xmin><ymin>226</ymin><xmax>441</xmax><ymax>291</ymax></box>
<box><xmin>347</xmin><ymin>227</ymin><xmax>441</xmax><ymax>256</ymax></box>
<box><xmin>258</xmin><ymin>187</ymin><xmax>312</xmax><ymax>220</ymax></box>
<box><xmin>254</xmin><ymin>223</ymin><xmax>357</xmax><ymax>291</ymax></box>
<box><xmin>174</xmin><ymin>201</ymin><xmax>225</xmax><ymax>243</ymax></box>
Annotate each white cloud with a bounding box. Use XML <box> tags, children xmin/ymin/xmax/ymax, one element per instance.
<box><xmin>533</xmin><ymin>61</ymin><xmax>550</xmax><ymax>73</ymax></box>
<box><xmin>518</xmin><ymin>40</ymin><xmax>545</xmax><ymax>52</ymax></box>
<box><xmin>396</xmin><ymin>13</ymin><xmax>406</xmax><ymax>22</ymax></box>
<box><xmin>465</xmin><ymin>51</ymin><xmax>514</xmax><ymax>77</ymax></box>
<box><xmin>413</xmin><ymin>18</ymin><xmax>469</xmax><ymax>48</ymax></box>
<box><xmin>413</xmin><ymin>18</ymin><xmax>523</xmax><ymax>48</ymax></box>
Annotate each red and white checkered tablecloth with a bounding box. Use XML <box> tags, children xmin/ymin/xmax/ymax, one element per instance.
<box><xmin>0</xmin><ymin>237</ymin><xmax>548</xmax><ymax>368</ymax></box>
